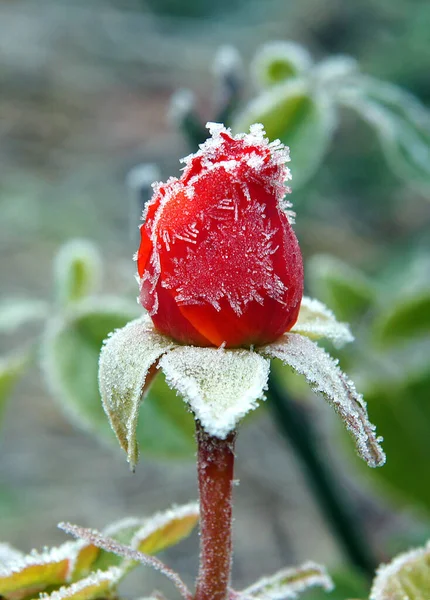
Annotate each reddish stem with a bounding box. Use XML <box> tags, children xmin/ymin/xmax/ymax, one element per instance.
<box><xmin>195</xmin><ymin>421</ymin><xmax>236</xmax><ymax>600</ymax></box>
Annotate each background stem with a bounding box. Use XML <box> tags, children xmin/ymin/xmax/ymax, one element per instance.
<box><xmin>267</xmin><ymin>370</ymin><xmax>377</xmax><ymax>579</ymax></box>
<box><xmin>195</xmin><ymin>421</ymin><xmax>236</xmax><ymax>600</ymax></box>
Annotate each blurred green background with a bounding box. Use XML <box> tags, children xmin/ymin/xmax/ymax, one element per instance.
<box><xmin>1</xmin><ymin>1</ymin><xmax>429</xmax><ymax>599</ymax></box>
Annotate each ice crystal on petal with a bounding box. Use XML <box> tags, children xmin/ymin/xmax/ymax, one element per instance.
<box><xmin>98</xmin><ymin>315</ymin><xmax>176</xmax><ymax>467</ymax></box>
<box><xmin>163</xmin><ymin>201</ymin><xmax>287</xmax><ymax>316</ymax></box>
<box><xmin>370</xmin><ymin>540</ymin><xmax>430</xmax><ymax>600</ymax></box>
<box><xmin>239</xmin><ymin>561</ymin><xmax>334</xmax><ymax>600</ymax></box>
<box><xmin>292</xmin><ymin>296</ymin><xmax>354</xmax><ymax>347</ymax></box>
<box><xmin>260</xmin><ymin>334</ymin><xmax>385</xmax><ymax>467</ymax></box>
<box><xmin>159</xmin><ymin>346</ymin><xmax>270</xmax><ymax>438</ymax></box>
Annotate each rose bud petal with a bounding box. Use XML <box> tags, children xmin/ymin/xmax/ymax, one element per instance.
<box><xmin>137</xmin><ymin>123</ymin><xmax>304</xmax><ymax>348</ymax></box>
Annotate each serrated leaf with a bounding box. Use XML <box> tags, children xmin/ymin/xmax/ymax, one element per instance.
<box><xmin>159</xmin><ymin>347</ymin><xmax>270</xmax><ymax>438</ymax></box>
<box><xmin>0</xmin><ymin>299</ymin><xmax>48</xmax><ymax>333</ymax></box>
<box><xmin>99</xmin><ymin>314</ymin><xmax>176</xmax><ymax>467</ymax></box>
<box><xmin>42</xmin><ymin>300</ymin><xmax>195</xmax><ymax>461</ymax></box>
<box><xmin>130</xmin><ymin>502</ymin><xmax>199</xmax><ymax>555</ymax></box>
<box><xmin>233</xmin><ymin>81</ymin><xmax>336</xmax><ymax>187</ymax></box>
<box><xmin>238</xmin><ymin>562</ymin><xmax>333</xmax><ymax>600</ymax></box>
<box><xmin>53</xmin><ymin>239</ymin><xmax>102</xmax><ymax>307</ymax></box>
<box><xmin>39</xmin><ymin>567</ymin><xmax>123</xmax><ymax>600</ymax></box>
<box><xmin>370</xmin><ymin>540</ymin><xmax>430</xmax><ymax>600</ymax></box>
<box><xmin>251</xmin><ymin>41</ymin><xmax>312</xmax><ymax>87</ymax></box>
<box><xmin>0</xmin><ymin>352</ymin><xmax>30</xmax><ymax>420</ymax></box>
<box><xmin>373</xmin><ymin>291</ymin><xmax>430</xmax><ymax>347</ymax></box>
<box><xmin>59</xmin><ymin>523</ymin><xmax>192</xmax><ymax>600</ymax></box>
<box><xmin>307</xmin><ymin>255</ymin><xmax>376</xmax><ymax>322</ymax></box>
<box><xmin>339</xmin><ymin>77</ymin><xmax>430</xmax><ymax>192</ymax></box>
<box><xmin>292</xmin><ymin>296</ymin><xmax>353</xmax><ymax>347</ymax></box>
<box><xmin>0</xmin><ymin>543</ymin><xmax>74</xmax><ymax>599</ymax></box>
<box><xmin>260</xmin><ymin>333</ymin><xmax>385</xmax><ymax>467</ymax></box>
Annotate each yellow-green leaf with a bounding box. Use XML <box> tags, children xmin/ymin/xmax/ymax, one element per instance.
<box><xmin>131</xmin><ymin>502</ymin><xmax>199</xmax><ymax>555</ymax></box>
<box><xmin>0</xmin><ymin>544</ymin><xmax>74</xmax><ymax>599</ymax></box>
<box><xmin>39</xmin><ymin>567</ymin><xmax>123</xmax><ymax>600</ymax></box>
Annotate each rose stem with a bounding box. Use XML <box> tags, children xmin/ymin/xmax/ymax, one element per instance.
<box><xmin>267</xmin><ymin>370</ymin><xmax>377</xmax><ymax>579</ymax></box>
<box><xmin>195</xmin><ymin>421</ymin><xmax>236</xmax><ymax>600</ymax></box>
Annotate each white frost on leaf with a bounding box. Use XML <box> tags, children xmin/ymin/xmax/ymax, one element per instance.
<box><xmin>130</xmin><ymin>502</ymin><xmax>199</xmax><ymax>554</ymax></box>
<box><xmin>291</xmin><ymin>296</ymin><xmax>354</xmax><ymax>347</ymax></box>
<box><xmin>0</xmin><ymin>542</ymin><xmax>75</xmax><ymax>578</ymax></box>
<box><xmin>39</xmin><ymin>567</ymin><xmax>123</xmax><ymax>600</ymax></box>
<box><xmin>98</xmin><ymin>314</ymin><xmax>176</xmax><ymax>468</ymax></box>
<box><xmin>370</xmin><ymin>540</ymin><xmax>430</xmax><ymax>600</ymax></box>
<box><xmin>159</xmin><ymin>346</ymin><xmax>270</xmax><ymax>438</ymax></box>
<box><xmin>0</xmin><ymin>543</ymin><xmax>24</xmax><ymax>566</ymax></box>
<box><xmin>260</xmin><ymin>333</ymin><xmax>386</xmax><ymax>467</ymax></box>
<box><xmin>238</xmin><ymin>561</ymin><xmax>334</xmax><ymax>600</ymax></box>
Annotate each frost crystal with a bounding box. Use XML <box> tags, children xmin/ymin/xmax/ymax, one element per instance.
<box><xmin>163</xmin><ymin>200</ymin><xmax>287</xmax><ymax>316</ymax></box>
<box><xmin>98</xmin><ymin>315</ymin><xmax>175</xmax><ymax>467</ymax></box>
<box><xmin>0</xmin><ymin>543</ymin><xmax>24</xmax><ymax>566</ymax></box>
<box><xmin>239</xmin><ymin>561</ymin><xmax>334</xmax><ymax>600</ymax></box>
<box><xmin>260</xmin><ymin>333</ymin><xmax>386</xmax><ymax>467</ymax></box>
<box><xmin>292</xmin><ymin>296</ymin><xmax>354</xmax><ymax>347</ymax></box>
<box><xmin>159</xmin><ymin>346</ymin><xmax>270</xmax><ymax>438</ymax></box>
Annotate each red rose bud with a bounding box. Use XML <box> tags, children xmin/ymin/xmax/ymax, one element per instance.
<box><xmin>137</xmin><ymin>123</ymin><xmax>304</xmax><ymax>348</ymax></box>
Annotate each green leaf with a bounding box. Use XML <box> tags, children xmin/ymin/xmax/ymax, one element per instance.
<box><xmin>350</xmin><ymin>367</ymin><xmax>430</xmax><ymax>513</ymax></box>
<box><xmin>0</xmin><ymin>352</ymin><xmax>30</xmax><ymax>420</ymax></box>
<box><xmin>307</xmin><ymin>255</ymin><xmax>376</xmax><ymax>323</ymax></box>
<box><xmin>300</xmin><ymin>568</ymin><xmax>368</xmax><ymax>600</ymax></box>
<box><xmin>292</xmin><ymin>296</ymin><xmax>353</xmax><ymax>347</ymax></box>
<box><xmin>261</xmin><ymin>333</ymin><xmax>385</xmax><ymax>468</ymax></box>
<box><xmin>238</xmin><ymin>561</ymin><xmax>333</xmax><ymax>599</ymax></box>
<box><xmin>0</xmin><ymin>299</ymin><xmax>48</xmax><ymax>334</ymax></box>
<box><xmin>159</xmin><ymin>346</ymin><xmax>270</xmax><ymax>438</ymax></box>
<box><xmin>53</xmin><ymin>239</ymin><xmax>102</xmax><ymax>307</ymax></box>
<box><xmin>370</xmin><ymin>540</ymin><xmax>430</xmax><ymax>600</ymax></box>
<box><xmin>251</xmin><ymin>41</ymin><xmax>312</xmax><ymax>87</ymax></box>
<box><xmin>232</xmin><ymin>81</ymin><xmax>336</xmax><ymax>188</ymax></box>
<box><xmin>41</xmin><ymin>300</ymin><xmax>195</xmax><ymax>460</ymax></box>
<box><xmin>339</xmin><ymin>76</ymin><xmax>430</xmax><ymax>192</ymax></box>
<box><xmin>373</xmin><ymin>291</ymin><xmax>430</xmax><ymax>347</ymax></box>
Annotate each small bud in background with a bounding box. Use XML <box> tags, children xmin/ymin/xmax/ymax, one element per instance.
<box><xmin>212</xmin><ymin>45</ymin><xmax>244</xmax><ymax>125</ymax></box>
<box><xmin>53</xmin><ymin>239</ymin><xmax>102</xmax><ymax>307</ymax></box>
<box><xmin>251</xmin><ymin>40</ymin><xmax>313</xmax><ymax>88</ymax></box>
<box><xmin>126</xmin><ymin>163</ymin><xmax>161</xmax><ymax>243</ymax></box>
<box><xmin>168</xmin><ymin>88</ymin><xmax>207</xmax><ymax>147</ymax></box>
